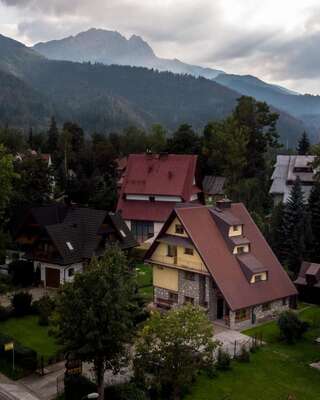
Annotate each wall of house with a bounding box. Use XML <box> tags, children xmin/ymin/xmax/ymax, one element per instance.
<box><xmin>37</xmin><ymin>261</ymin><xmax>83</xmax><ymax>286</ymax></box>
<box><xmin>229</xmin><ymin>298</ymin><xmax>290</xmax><ymax>330</ymax></box>
<box><xmin>153</xmin><ymin>265</ymin><xmax>178</xmax><ymax>291</ymax></box>
<box><xmin>166</xmin><ymin>217</ymin><xmax>188</xmax><ymax>237</ymax></box>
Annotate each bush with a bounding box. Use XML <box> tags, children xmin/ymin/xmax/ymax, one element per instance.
<box><xmin>11</xmin><ymin>292</ymin><xmax>32</xmax><ymax>317</ymax></box>
<box><xmin>32</xmin><ymin>296</ymin><xmax>56</xmax><ymax>326</ymax></box>
<box><xmin>216</xmin><ymin>348</ymin><xmax>231</xmax><ymax>370</ymax></box>
<box><xmin>0</xmin><ymin>334</ymin><xmax>37</xmax><ymax>372</ymax></box>
<box><xmin>278</xmin><ymin>311</ymin><xmax>310</xmax><ymax>344</ymax></box>
<box><xmin>0</xmin><ymin>305</ymin><xmax>13</xmax><ymax>322</ymax></box>
<box><xmin>105</xmin><ymin>383</ymin><xmax>148</xmax><ymax>400</ymax></box>
<box><xmin>9</xmin><ymin>260</ymin><xmax>34</xmax><ymax>287</ymax></box>
<box><xmin>0</xmin><ymin>275</ymin><xmax>13</xmax><ymax>294</ymax></box>
<box><xmin>237</xmin><ymin>345</ymin><xmax>250</xmax><ymax>363</ymax></box>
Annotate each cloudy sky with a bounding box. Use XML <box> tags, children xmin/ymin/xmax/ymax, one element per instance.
<box><xmin>1</xmin><ymin>0</ymin><xmax>320</xmax><ymax>94</ymax></box>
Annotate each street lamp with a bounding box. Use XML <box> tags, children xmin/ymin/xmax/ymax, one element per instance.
<box><xmin>82</xmin><ymin>393</ymin><xmax>99</xmax><ymax>400</ymax></box>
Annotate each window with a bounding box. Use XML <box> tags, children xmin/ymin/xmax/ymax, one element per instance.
<box><xmin>262</xmin><ymin>302</ymin><xmax>271</xmax><ymax>311</ymax></box>
<box><xmin>175</xmin><ymin>224</ymin><xmax>184</xmax><ymax>234</ymax></box>
<box><xmin>167</xmin><ymin>245</ymin><xmax>177</xmax><ymax>257</ymax></box>
<box><xmin>184</xmin><ymin>248</ymin><xmax>194</xmax><ymax>255</ymax></box>
<box><xmin>66</xmin><ymin>242</ymin><xmax>74</xmax><ymax>251</ymax></box>
<box><xmin>131</xmin><ymin>221</ymin><xmax>154</xmax><ymax>242</ymax></box>
<box><xmin>184</xmin><ymin>296</ymin><xmax>194</xmax><ymax>305</ymax></box>
<box><xmin>235</xmin><ymin>308</ymin><xmax>250</xmax><ymax>322</ymax></box>
<box><xmin>149</xmin><ymin>196</ymin><xmax>155</xmax><ymax>202</ymax></box>
<box><xmin>169</xmin><ymin>292</ymin><xmax>178</xmax><ymax>303</ymax></box>
<box><xmin>184</xmin><ymin>271</ymin><xmax>195</xmax><ymax>281</ymax></box>
<box><xmin>237</xmin><ymin>246</ymin><xmax>246</xmax><ymax>254</ymax></box>
<box><xmin>68</xmin><ymin>268</ymin><xmax>74</xmax><ymax>277</ymax></box>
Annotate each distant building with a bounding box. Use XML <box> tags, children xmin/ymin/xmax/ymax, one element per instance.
<box><xmin>202</xmin><ymin>176</ymin><xmax>226</xmax><ymax>204</ymax></box>
<box><xmin>295</xmin><ymin>261</ymin><xmax>320</xmax><ymax>305</ymax></box>
<box><xmin>117</xmin><ymin>153</ymin><xmax>202</xmax><ymax>243</ymax></box>
<box><xmin>269</xmin><ymin>155</ymin><xmax>316</xmax><ymax>204</ymax></box>
<box><xmin>14</xmin><ymin>205</ymin><xmax>138</xmax><ymax>288</ymax></box>
<box><xmin>145</xmin><ymin>199</ymin><xmax>297</xmax><ymax>330</ymax></box>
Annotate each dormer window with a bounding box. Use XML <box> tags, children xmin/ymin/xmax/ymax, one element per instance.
<box><xmin>229</xmin><ymin>225</ymin><xmax>242</xmax><ymax>237</ymax></box>
<box><xmin>250</xmin><ymin>272</ymin><xmax>268</xmax><ymax>284</ymax></box>
<box><xmin>175</xmin><ymin>224</ymin><xmax>184</xmax><ymax>234</ymax></box>
<box><xmin>66</xmin><ymin>242</ymin><xmax>74</xmax><ymax>251</ymax></box>
<box><xmin>233</xmin><ymin>245</ymin><xmax>249</xmax><ymax>255</ymax></box>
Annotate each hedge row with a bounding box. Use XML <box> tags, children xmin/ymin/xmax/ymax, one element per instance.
<box><xmin>0</xmin><ymin>333</ymin><xmax>37</xmax><ymax>371</ymax></box>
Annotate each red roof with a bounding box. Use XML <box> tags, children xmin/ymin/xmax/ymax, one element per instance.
<box><xmin>117</xmin><ymin>154</ymin><xmax>201</xmax><ymax>222</ymax></box>
<box><xmin>146</xmin><ymin>203</ymin><xmax>297</xmax><ymax>311</ymax></box>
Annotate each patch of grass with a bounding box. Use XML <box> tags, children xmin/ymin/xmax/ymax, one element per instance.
<box><xmin>0</xmin><ymin>315</ymin><xmax>60</xmax><ymax>359</ymax></box>
<box><xmin>186</xmin><ymin>306</ymin><xmax>320</xmax><ymax>400</ymax></box>
<box><xmin>135</xmin><ymin>263</ymin><xmax>153</xmax><ymax>303</ymax></box>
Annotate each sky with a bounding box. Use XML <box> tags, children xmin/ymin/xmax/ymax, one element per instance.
<box><xmin>1</xmin><ymin>0</ymin><xmax>320</xmax><ymax>94</ymax></box>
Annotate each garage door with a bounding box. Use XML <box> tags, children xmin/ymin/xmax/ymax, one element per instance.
<box><xmin>45</xmin><ymin>268</ymin><xmax>60</xmax><ymax>288</ymax></box>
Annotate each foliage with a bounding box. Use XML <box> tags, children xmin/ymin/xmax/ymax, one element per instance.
<box><xmin>308</xmin><ymin>180</ymin><xmax>320</xmax><ymax>262</ymax></box>
<box><xmin>9</xmin><ymin>260</ymin><xmax>34</xmax><ymax>287</ymax></box>
<box><xmin>216</xmin><ymin>348</ymin><xmax>231</xmax><ymax>371</ymax></box>
<box><xmin>134</xmin><ymin>304</ymin><xmax>217</xmax><ymax>399</ymax></box>
<box><xmin>53</xmin><ymin>246</ymin><xmax>136</xmax><ymax>400</ymax></box>
<box><xmin>0</xmin><ymin>144</ymin><xmax>17</xmax><ymax>223</ymax></box>
<box><xmin>0</xmin><ymin>333</ymin><xmax>37</xmax><ymax>372</ymax></box>
<box><xmin>277</xmin><ymin>311</ymin><xmax>310</xmax><ymax>344</ymax></box>
<box><xmin>237</xmin><ymin>345</ymin><xmax>250</xmax><ymax>363</ymax></box>
<box><xmin>105</xmin><ymin>383</ymin><xmax>148</xmax><ymax>400</ymax></box>
<box><xmin>11</xmin><ymin>292</ymin><xmax>32</xmax><ymax>317</ymax></box>
<box><xmin>297</xmin><ymin>131</ymin><xmax>310</xmax><ymax>155</ymax></box>
<box><xmin>64</xmin><ymin>374</ymin><xmax>96</xmax><ymax>400</ymax></box>
<box><xmin>168</xmin><ymin>124</ymin><xmax>201</xmax><ymax>154</ymax></box>
<box><xmin>33</xmin><ymin>295</ymin><xmax>56</xmax><ymax>326</ymax></box>
<box><xmin>268</xmin><ymin>202</ymin><xmax>287</xmax><ymax>263</ymax></box>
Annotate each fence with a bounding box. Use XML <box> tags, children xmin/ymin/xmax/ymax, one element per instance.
<box><xmin>214</xmin><ymin>333</ymin><xmax>264</xmax><ymax>360</ymax></box>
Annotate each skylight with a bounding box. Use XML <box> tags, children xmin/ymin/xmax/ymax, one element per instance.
<box><xmin>66</xmin><ymin>241</ymin><xmax>74</xmax><ymax>251</ymax></box>
<box><xmin>120</xmin><ymin>230</ymin><xmax>126</xmax><ymax>237</ymax></box>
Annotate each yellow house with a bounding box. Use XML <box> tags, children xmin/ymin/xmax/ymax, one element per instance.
<box><xmin>144</xmin><ymin>200</ymin><xmax>298</xmax><ymax>330</ymax></box>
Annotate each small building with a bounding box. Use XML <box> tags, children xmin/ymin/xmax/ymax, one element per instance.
<box><xmin>202</xmin><ymin>176</ymin><xmax>226</xmax><ymax>205</ymax></box>
<box><xmin>117</xmin><ymin>153</ymin><xmax>202</xmax><ymax>243</ymax></box>
<box><xmin>295</xmin><ymin>261</ymin><xmax>320</xmax><ymax>304</ymax></box>
<box><xmin>14</xmin><ymin>205</ymin><xmax>138</xmax><ymax>288</ymax></box>
<box><xmin>145</xmin><ymin>200</ymin><xmax>297</xmax><ymax>330</ymax></box>
<box><xmin>269</xmin><ymin>155</ymin><xmax>316</xmax><ymax>204</ymax></box>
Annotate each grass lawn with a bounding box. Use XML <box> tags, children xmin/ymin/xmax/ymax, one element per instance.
<box><xmin>186</xmin><ymin>306</ymin><xmax>320</xmax><ymax>400</ymax></box>
<box><xmin>0</xmin><ymin>315</ymin><xmax>60</xmax><ymax>360</ymax></box>
<box><xmin>135</xmin><ymin>263</ymin><xmax>153</xmax><ymax>302</ymax></box>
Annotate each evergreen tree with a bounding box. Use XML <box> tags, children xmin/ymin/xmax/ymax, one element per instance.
<box><xmin>297</xmin><ymin>131</ymin><xmax>310</xmax><ymax>155</ymax></box>
<box><xmin>46</xmin><ymin>117</ymin><xmax>59</xmax><ymax>155</ymax></box>
<box><xmin>167</xmin><ymin>124</ymin><xmax>201</xmax><ymax>154</ymax></box>
<box><xmin>269</xmin><ymin>202</ymin><xmax>287</xmax><ymax>264</ymax></box>
<box><xmin>27</xmin><ymin>127</ymin><xmax>33</xmax><ymax>149</ymax></box>
<box><xmin>282</xmin><ymin>178</ymin><xmax>307</xmax><ymax>276</ymax></box>
<box><xmin>308</xmin><ymin>181</ymin><xmax>320</xmax><ymax>262</ymax></box>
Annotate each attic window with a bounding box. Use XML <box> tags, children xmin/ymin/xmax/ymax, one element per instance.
<box><xmin>120</xmin><ymin>229</ymin><xmax>126</xmax><ymax>237</ymax></box>
<box><xmin>66</xmin><ymin>242</ymin><xmax>74</xmax><ymax>251</ymax></box>
<box><xmin>250</xmin><ymin>272</ymin><xmax>268</xmax><ymax>284</ymax></box>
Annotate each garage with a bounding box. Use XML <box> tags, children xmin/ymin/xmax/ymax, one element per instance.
<box><xmin>45</xmin><ymin>267</ymin><xmax>60</xmax><ymax>288</ymax></box>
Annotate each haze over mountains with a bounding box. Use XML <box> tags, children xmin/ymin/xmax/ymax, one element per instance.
<box><xmin>0</xmin><ymin>29</ymin><xmax>319</xmax><ymax>146</ymax></box>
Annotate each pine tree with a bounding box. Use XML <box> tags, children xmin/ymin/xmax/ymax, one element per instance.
<box><xmin>46</xmin><ymin>116</ymin><xmax>59</xmax><ymax>155</ymax></box>
<box><xmin>28</xmin><ymin>127</ymin><xmax>33</xmax><ymax>149</ymax></box>
<box><xmin>297</xmin><ymin>131</ymin><xmax>310</xmax><ymax>155</ymax></box>
<box><xmin>308</xmin><ymin>181</ymin><xmax>320</xmax><ymax>262</ymax></box>
<box><xmin>269</xmin><ymin>202</ymin><xmax>287</xmax><ymax>264</ymax></box>
<box><xmin>282</xmin><ymin>178</ymin><xmax>307</xmax><ymax>276</ymax></box>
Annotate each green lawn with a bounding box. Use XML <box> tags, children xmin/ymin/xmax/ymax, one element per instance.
<box><xmin>0</xmin><ymin>315</ymin><xmax>60</xmax><ymax>359</ymax></box>
<box><xmin>135</xmin><ymin>263</ymin><xmax>153</xmax><ymax>302</ymax></box>
<box><xmin>186</xmin><ymin>306</ymin><xmax>320</xmax><ymax>400</ymax></box>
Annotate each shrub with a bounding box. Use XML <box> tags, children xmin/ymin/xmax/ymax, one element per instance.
<box><xmin>33</xmin><ymin>296</ymin><xmax>56</xmax><ymax>326</ymax></box>
<box><xmin>0</xmin><ymin>305</ymin><xmax>13</xmax><ymax>321</ymax></box>
<box><xmin>237</xmin><ymin>345</ymin><xmax>250</xmax><ymax>363</ymax></box>
<box><xmin>11</xmin><ymin>292</ymin><xmax>32</xmax><ymax>317</ymax></box>
<box><xmin>64</xmin><ymin>375</ymin><xmax>96</xmax><ymax>400</ymax></box>
<box><xmin>9</xmin><ymin>260</ymin><xmax>34</xmax><ymax>287</ymax></box>
<box><xmin>0</xmin><ymin>275</ymin><xmax>13</xmax><ymax>294</ymax></box>
<box><xmin>216</xmin><ymin>348</ymin><xmax>231</xmax><ymax>370</ymax></box>
<box><xmin>105</xmin><ymin>383</ymin><xmax>148</xmax><ymax>400</ymax></box>
<box><xmin>0</xmin><ymin>334</ymin><xmax>37</xmax><ymax>372</ymax></box>
<box><xmin>277</xmin><ymin>311</ymin><xmax>310</xmax><ymax>344</ymax></box>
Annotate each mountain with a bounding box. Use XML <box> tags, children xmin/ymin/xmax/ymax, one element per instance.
<box><xmin>0</xmin><ymin>33</ymin><xmax>308</xmax><ymax>146</ymax></box>
<box><xmin>33</xmin><ymin>28</ymin><xmax>224</xmax><ymax>80</ymax></box>
<box><xmin>214</xmin><ymin>74</ymin><xmax>320</xmax><ymax>141</ymax></box>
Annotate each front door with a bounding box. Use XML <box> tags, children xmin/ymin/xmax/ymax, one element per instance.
<box><xmin>45</xmin><ymin>267</ymin><xmax>60</xmax><ymax>288</ymax></box>
<box><xmin>217</xmin><ymin>298</ymin><xmax>224</xmax><ymax>319</ymax></box>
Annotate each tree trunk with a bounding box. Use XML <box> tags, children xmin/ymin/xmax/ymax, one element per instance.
<box><xmin>94</xmin><ymin>358</ymin><xmax>105</xmax><ymax>400</ymax></box>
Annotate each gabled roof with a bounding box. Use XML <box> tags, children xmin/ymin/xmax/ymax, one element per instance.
<box><xmin>202</xmin><ymin>176</ymin><xmax>225</xmax><ymax>195</ymax></box>
<box><xmin>17</xmin><ymin>205</ymin><xmax>138</xmax><ymax>265</ymax></box>
<box><xmin>146</xmin><ymin>203</ymin><xmax>297</xmax><ymax>311</ymax></box>
<box><xmin>117</xmin><ymin>153</ymin><xmax>201</xmax><ymax>222</ymax></box>
<box><xmin>295</xmin><ymin>261</ymin><xmax>320</xmax><ymax>288</ymax></box>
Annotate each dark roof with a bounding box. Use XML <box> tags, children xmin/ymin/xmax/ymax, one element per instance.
<box><xmin>295</xmin><ymin>261</ymin><xmax>320</xmax><ymax>287</ymax></box>
<box><xmin>18</xmin><ymin>206</ymin><xmax>138</xmax><ymax>265</ymax></box>
<box><xmin>116</xmin><ymin>153</ymin><xmax>201</xmax><ymax>222</ymax></box>
<box><xmin>158</xmin><ymin>234</ymin><xmax>194</xmax><ymax>249</ymax></box>
<box><xmin>202</xmin><ymin>176</ymin><xmax>226</xmax><ymax>195</ymax></box>
<box><xmin>237</xmin><ymin>253</ymin><xmax>267</xmax><ymax>282</ymax></box>
<box><xmin>146</xmin><ymin>203</ymin><xmax>297</xmax><ymax>311</ymax></box>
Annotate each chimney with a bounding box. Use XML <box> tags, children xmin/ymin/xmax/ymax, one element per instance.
<box><xmin>216</xmin><ymin>198</ymin><xmax>232</xmax><ymax>209</ymax></box>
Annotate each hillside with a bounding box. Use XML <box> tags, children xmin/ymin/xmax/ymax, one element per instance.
<box><xmin>0</xmin><ymin>33</ymin><xmax>308</xmax><ymax>145</ymax></box>
<box><xmin>33</xmin><ymin>28</ymin><xmax>224</xmax><ymax>80</ymax></box>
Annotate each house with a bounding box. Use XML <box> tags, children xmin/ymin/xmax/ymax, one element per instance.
<box><xmin>116</xmin><ymin>153</ymin><xmax>202</xmax><ymax>243</ymax></box>
<box><xmin>145</xmin><ymin>199</ymin><xmax>297</xmax><ymax>330</ymax></box>
<box><xmin>14</xmin><ymin>204</ymin><xmax>138</xmax><ymax>288</ymax></box>
<box><xmin>202</xmin><ymin>176</ymin><xmax>226</xmax><ymax>205</ymax></box>
<box><xmin>295</xmin><ymin>261</ymin><xmax>320</xmax><ymax>305</ymax></box>
<box><xmin>269</xmin><ymin>155</ymin><xmax>316</xmax><ymax>204</ymax></box>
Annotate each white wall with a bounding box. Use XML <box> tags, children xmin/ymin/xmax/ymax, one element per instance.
<box><xmin>36</xmin><ymin>261</ymin><xmax>83</xmax><ymax>286</ymax></box>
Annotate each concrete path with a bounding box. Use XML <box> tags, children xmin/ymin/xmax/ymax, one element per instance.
<box><xmin>214</xmin><ymin>329</ymin><xmax>254</xmax><ymax>358</ymax></box>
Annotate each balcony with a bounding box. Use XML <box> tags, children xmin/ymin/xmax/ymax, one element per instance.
<box><xmin>149</xmin><ymin>255</ymin><xmax>208</xmax><ymax>273</ymax></box>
